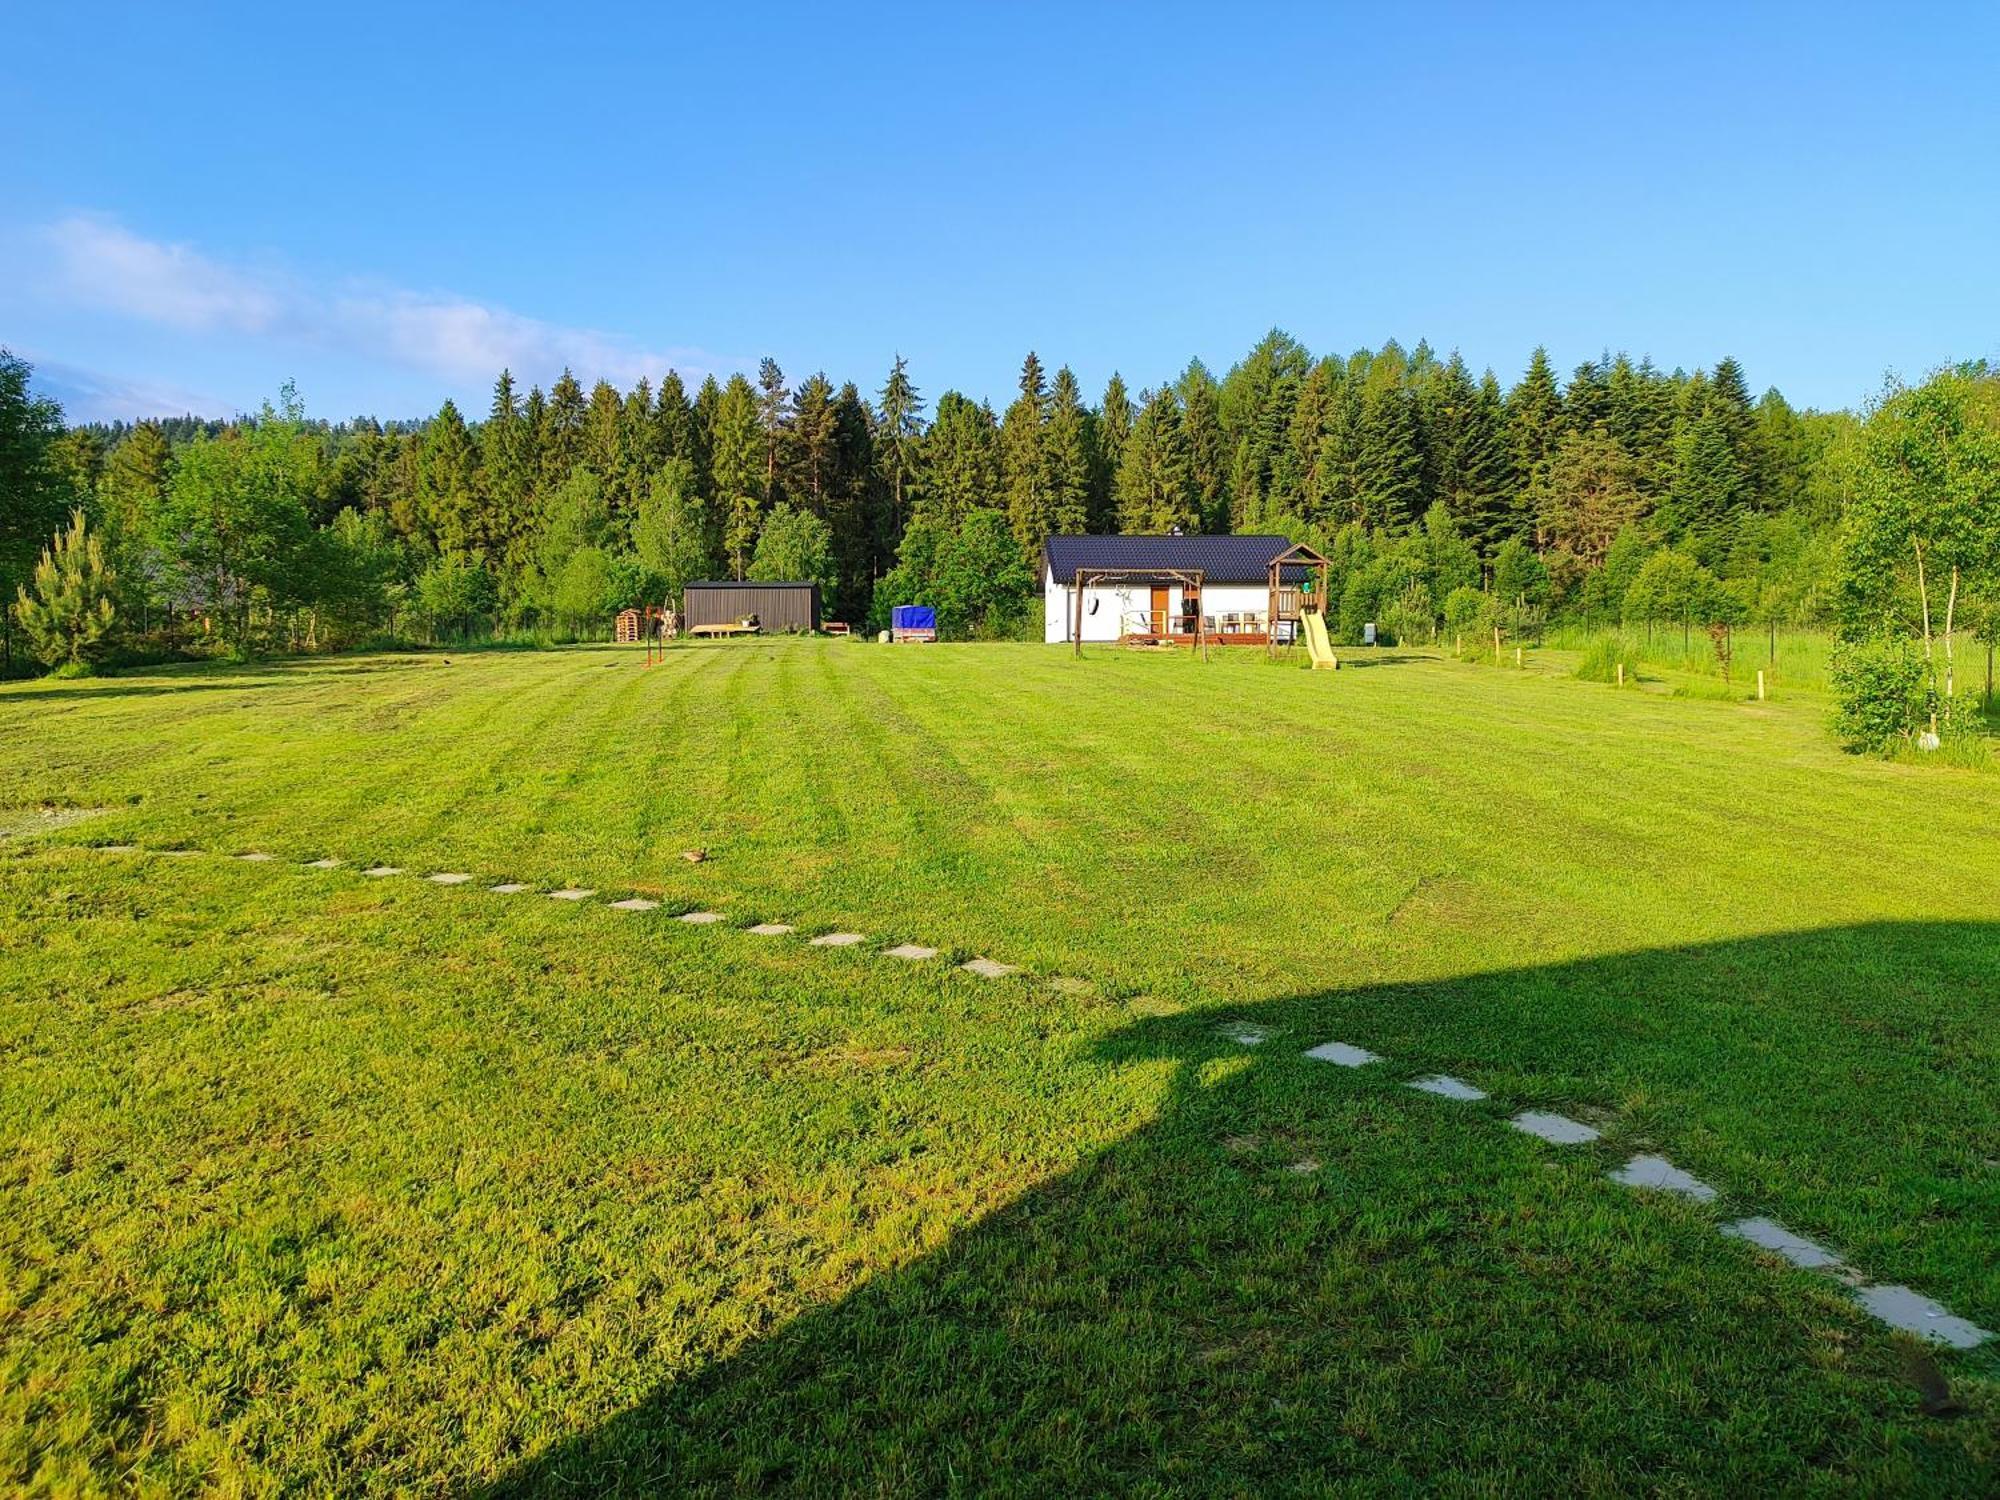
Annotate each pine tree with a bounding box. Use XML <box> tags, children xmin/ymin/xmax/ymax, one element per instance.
<box><xmin>1044</xmin><ymin>367</ymin><xmax>1094</xmax><ymax>538</ymax></box>
<box><xmin>14</xmin><ymin>509</ymin><xmax>116</xmax><ymax>670</ymax></box>
<box><xmin>1001</xmin><ymin>352</ymin><xmax>1049</xmax><ymax>555</ymax></box>
<box><xmin>1115</xmin><ymin>388</ymin><xmax>1195</xmax><ymax>534</ymax></box>
<box><xmin>712</xmin><ymin>374</ymin><xmax>763</xmax><ymax>579</ymax></box>
<box><xmin>756</xmin><ymin>357</ymin><xmax>788</xmax><ymax>507</ymax></box>
<box><xmin>1093</xmin><ymin>374</ymin><xmax>1132</xmax><ymax>530</ymax></box>
<box><xmin>874</xmin><ymin>355</ymin><xmax>925</xmax><ymax>537</ymax></box>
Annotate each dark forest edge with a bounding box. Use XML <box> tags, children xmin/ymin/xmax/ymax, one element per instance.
<box><xmin>2</xmin><ymin>337</ymin><xmax>1995</xmax><ymax>757</ymax></box>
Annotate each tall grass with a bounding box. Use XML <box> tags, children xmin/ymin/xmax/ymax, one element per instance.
<box><xmin>1543</xmin><ymin>622</ymin><xmax>1838</xmax><ymax>692</ymax></box>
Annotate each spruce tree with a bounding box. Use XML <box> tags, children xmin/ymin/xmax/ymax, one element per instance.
<box><xmin>1176</xmin><ymin>360</ymin><xmax>1230</xmax><ymax>532</ymax></box>
<box><xmin>786</xmin><ymin>373</ymin><xmax>839</xmax><ymax>517</ymax></box>
<box><xmin>540</xmin><ymin>370</ymin><xmax>587</xmax><ymax>491</ymax></box>
<box><xmin>874</xmin><ymin>355</ymin><xmax>925</xmax><ymax>536</ymax></box>
<box><xmin>1001</xmin><ymin>352</ymin><xmax>1049</xmax><ymax>555</ymax></box>
<box><xmin>711</xmin><ymin>374</ymin><xmax>764</xmax><ymax>579</ymax></box>
<box><xmin>1044</xmin><ymin>367</ymin><xmax>1094</xmax><ymax>538</ymax></box>
<box><xmin>1093</xmin><ymin>374</ymin><xmax>1132</xmax><ymax>530</ymax></box>
<box><xmin>1351</xmin><ymin>369</ymin><xmax>1422</xmax><ymax>530</ymax></box>
<box><xmin>653</xmin><ymin>371</ymin><xmax>695</xmax><ymax>468</ymax></box>
<box><xmin>482</xmin><ymin>371</ymin><xmax>534</xmax><ymax>566</ymax></box>
<box><xmin>1115</xmin><ymin>388</ymin><xmax>1196</xmax><ymax>534</ymax></box>
<box><xmin>918</xmin><ymin>392</ymin><xmax>1000</xmax><ymax>524</ymax></box>
<box><xmin>415</xmin><ymin>399</ymin><xmax>481</xmax><ymax>556</ymax></box>
<box><xmin>1504</xmin><ymin>347</ymin><xmax>1563</xmax><ymax>540</ymax></box>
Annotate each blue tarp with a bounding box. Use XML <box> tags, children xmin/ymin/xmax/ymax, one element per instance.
<box><xmin>891</xmin><ymin>606</ymin><xmax>937</xmax><ymax>630</ymax></box>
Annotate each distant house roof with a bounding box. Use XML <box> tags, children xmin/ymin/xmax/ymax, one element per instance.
<box><xmin>1043</xmin><ymin>535</ymin><xmax>1301</xmax><ymax>586</ymax></box>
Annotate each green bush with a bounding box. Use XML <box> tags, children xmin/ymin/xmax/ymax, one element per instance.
<box><xmin>1829</xmin><ymin>637</ymin><xmax>1931</xmax><ymax>753</ymax></box>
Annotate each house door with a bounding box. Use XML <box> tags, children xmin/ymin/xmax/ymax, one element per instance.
<box><xmin>1150</xmin><ymin>585</ymin><xmax>1169</xmax><ymax>635</ymax></box>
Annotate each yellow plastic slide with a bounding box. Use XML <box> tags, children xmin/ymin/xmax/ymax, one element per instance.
<box><xmin>1300</xmin><ymin>609</ymin><xmax>1338</xmax><ymax>670</ymax></box>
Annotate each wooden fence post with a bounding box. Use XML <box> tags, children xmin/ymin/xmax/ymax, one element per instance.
<box><xmin>1757</xmin><ymin>669</ymin><xmax>1766</xmax><ymax>702</ymax></box>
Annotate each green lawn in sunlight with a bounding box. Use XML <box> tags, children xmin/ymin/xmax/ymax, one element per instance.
<box><xmin>2</xmin><ymin>638</ymin><xmax>1994</xmax><ymax>1492</ymax></box>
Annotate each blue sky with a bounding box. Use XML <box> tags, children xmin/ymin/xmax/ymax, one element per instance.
<box><xmin>3</xmin><ymin>3</ymin><xmax>1996</xmax><ymax>423</ymax></box>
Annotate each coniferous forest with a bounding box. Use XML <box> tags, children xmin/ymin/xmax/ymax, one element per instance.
<box><xmin>5</xmin><ymin>331</ymin><xmax>1992</xmax><ymax>733</ymax></box>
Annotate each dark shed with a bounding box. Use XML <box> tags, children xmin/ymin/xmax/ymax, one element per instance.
<box><xmin>683</xmin><ymin>582</ymin><xmax>821</xmax><ymax>632</ymax></box>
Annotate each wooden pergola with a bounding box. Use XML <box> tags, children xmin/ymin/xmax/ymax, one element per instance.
<box><xmin>1266</xmin><ymin>542</ymin><xmax>1333</xmax><ymax>657</ymax></box>
<box><xmin>1070</xmin><ymin>566</ymin><xmax>1209</xmax><ymax>660</ymax></box>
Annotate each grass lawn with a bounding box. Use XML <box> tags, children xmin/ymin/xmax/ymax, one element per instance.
<box><xmin>1</xmin><ymin>638</ymin><xmax>1995</xmax><ymax>1493</ymax></box>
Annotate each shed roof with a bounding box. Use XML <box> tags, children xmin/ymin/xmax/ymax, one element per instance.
<box><xmin>685</xmin><ymin>580</ymin><xmax>818</xmax><ymax>591</ymax></box>
<box><xmin>1043</xmin><ymin>535</ymin><xmax>1302</xmax><ymax>586</ymax></box>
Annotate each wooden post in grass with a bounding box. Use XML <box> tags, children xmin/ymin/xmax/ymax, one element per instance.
<box><xmin>1757</xmin><ymin>669</ymin><xmax>1766</xmax><ymax>701</ymax></box>
<box><xmin>1515</xmin><ymin>646</ymin><xmax>1523</xmax><ymax>668</ymax></box>
<box><xmin>1616</xmin><ymin>662</ymin><xmax>1624</xmax><ymax>687</ymax></box>
<box><xmin>1493</xmin><ymin>626</ymin><xmax>1501</xmax><ymax>665</ymax></box>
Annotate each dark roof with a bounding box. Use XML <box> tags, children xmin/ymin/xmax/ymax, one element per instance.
<box><xmin>1043</xmin><ymin>535</ymin><xmax>1300</xmax><ymax>586</ymax></box>
<box><xmin>686</xmin><ymin>580</ymin><xmax>817</xmax><ymax>590</ymax></box>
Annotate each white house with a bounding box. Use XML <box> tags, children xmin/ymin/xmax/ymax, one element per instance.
<box><xmin>1042</xmin><ymin>534</ymin><xmax>1321</xmax><ymax>645</ymax></box>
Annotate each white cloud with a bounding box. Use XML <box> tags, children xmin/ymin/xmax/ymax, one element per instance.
<box><xmin>37</xmin><ymin>214</ymin><xmax>734</xmax><ymax>392</ymax></box>
<box><xmin>25</xmin><ymin>357</ymin><xmax>234</xmax><ymax>424</ymax></box>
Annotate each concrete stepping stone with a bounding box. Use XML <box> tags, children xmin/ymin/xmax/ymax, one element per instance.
<box><xmin>1408</xmin><ymin>1074</ymin><xmax>1486</xmax><ymax>1101</ymax></box>
<box><xmin>885</xmin><ymin>943</ymin><xmax>939</xmax><ymax>960</ymax></box>
<box><xmin>426</xmin><ymin>872</ymin><xmax>474</xmax><ymax>885</ymax></box>
<box><xmin>362</xmin><ymin>865</ymin><xmax>403</xmax><ymax>878</ymax></box>
<box><xmin>1610</xmin><ymin>1154</ymin><xmax>1717</xmax><ymax>1202</ymax></box>
<box><xmin>678</xmin><ymin>909</ymin><xmax>724</xmax><ymax>924</ymax></box>
<box><xmin>235</xmin><ymin>852</ymin><xmax>277</xmax><ymax>862</ymax></box>
<box><xmin>1304</xmin><ymin>1041</ymin><xmax>1381</xmax><ymax>1067</ymax></box>
<box><xmin>1720</xmin><ymin>1216</ymin><xmax>1842</xmax><ymax>1271</ymax></box>
<box><xmin>305</xmin><ymin>857</ymin><xmax>343</xmax><ymax>869</ymax></box>
<box><xmin>609</xmin><ymin>897</ymin><xmax>659</xmax><ymax>911</ymax></box>
<box><xmin>747</xmin><ymin>923</ymin><xmax>795</xmax><ymax>936</ymax></box>
<box><xmin>1853</xmin><ymin>1284</ymin><xmax>1993</xmax><ymax>1350</ymax></box>
<box><xmin>1220</xmin><ymin>1022</ymin><xmax>1276</xmax><ymax>1046</ymax></box>
<box><xmin>809</xmin><ymin>931</ymin><xmax>865</xmax><ymax>947</ymax></box>
<box><xmin>1508</xmin><ymin>1110</ymin><xmax>1600</xmax><ymax>1145</ymax></box>
<box><xmin>548</xmin><ymin>888</ymin><xmax>596</xmax><ymax>901</ymax></box>
<box><xmin>961</xmin><ymin>958</ymin><xmax>1018</xmax><ymax>979</ymax></box>
<box><xmin>488</xmin><ymin>882</ymin><xmax>531</xmax><ymax>894</ymax></box>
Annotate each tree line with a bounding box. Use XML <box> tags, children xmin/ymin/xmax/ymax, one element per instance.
<box><xmin>0</xmin><ymin>330</ymin><xmax>1939</xmax><ymax>672</ymax></box>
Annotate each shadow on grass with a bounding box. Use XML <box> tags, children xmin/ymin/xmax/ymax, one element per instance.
<box><xmin>491</xmin><ymin>923</ymin><xmax>1998</xmax><ymax>1495</ymax></box>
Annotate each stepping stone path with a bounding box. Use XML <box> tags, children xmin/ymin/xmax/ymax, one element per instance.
<box><xmin>1508</xmin><ymin>1110</ymin><xmax>1600</xmax><ymax>1145</ymax></box>
<box><xmin>1408</xmin><ymin>1074</ymin><xmax>1486</xmax><ymax>1101</ymax></box>
<box><xmin>1720</xmin><ymin>1216</ymin><xmax>1842</xmax><ymax>1271</ymax></box>
<box><xmin>1610</xmin><ymin>1154</ymin><xmax>1717</xmax><ymax>1202</ymax></box>
<box><xmin>128</xmin><ymin>837</ymin><xmax>2000</xmax><ymax>1354</ymax></box>
<box><xmin>1304</xmin><ymin>1041</ymin><xmax>1380</xmax><ymax>1067</ymax></box>
<box><xmin>1852</xmin><ymin>1285</ymin><xmax>1994</xmax><ymax>1351</ymax></box>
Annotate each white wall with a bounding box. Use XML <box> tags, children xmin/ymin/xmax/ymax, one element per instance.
<box><xmin>1043</xmin><ymin>572</ymin><xmax>1273</xmax><ymax>642</ymax></box>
